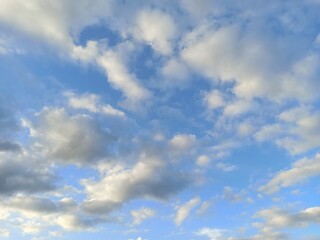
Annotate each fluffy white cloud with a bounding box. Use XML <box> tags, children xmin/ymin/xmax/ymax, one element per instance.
<box><xmin>181</xmin><ymin>22</ymin><xmax>320</xmax><ymax>103</ymax></box>
<box><xmin>174</xmin><ymin>197</ymin><xmax>201</xmax><ymax>226</ymax></box>
<box><xmin>134</xmin><ymin>9</ymin><xmax>177</xmax><ymax>55</ymax></box>
<box><xmin>259</xmin><ymin>153</ymin><xmax>320</xmax><ymax>194</ymax></box>
<box><xmin>71</xmin><ymin>40</ymin><xmax>101</xmax><ymax>63</ymax></box>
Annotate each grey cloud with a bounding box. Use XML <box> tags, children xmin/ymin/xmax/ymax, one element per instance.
<box><xmin>0</xmin><ymin>156</ymin><xmax>56</xmax><ymax>196</ymax></box>
<box><xmin>0</xmin><ymin>140</ymin><xmax>20</xmax><ymax>152</ymax></box>
<box><xmin>81</xmin><ymin>200</ymin><xmax>121</xmax><ymax>215</ymax></box>
<box><xmin>26</xmin><ymin>107</ymin><xmax>114</xmax><ymax>165</ymax></box>
<box><xmin>0</xmin><ymin>105</ymin><xmax>19</xmax><ymax>134</ymax></box>
<box><xmin>0</xmin><ymin>102</ymin><xmax>21</xmax><ymax>153</ymax></box>
<box><xmin>222</xmin><ymin>186</ymin><xmax>253</xmax><ymax>204</ymax></box>
<box><xmin>8</xmin><ymin>196</ymin><xmax>59</xmax><ymax>214</ymax></box>
<box><xmin>4</xmin><ymin>195</ymin><xmax>78</xmax><ymax>216</ymax></box>
<box><xmin>56</xmin><ymin>213</ymin><xmax>111</xmax><ymax>231</ymax></box>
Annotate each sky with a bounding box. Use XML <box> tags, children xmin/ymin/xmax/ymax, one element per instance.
<box><xmin>0</xmin><ymin>0</ymin><xmax>320</xmax><ymax>239</ymax></box>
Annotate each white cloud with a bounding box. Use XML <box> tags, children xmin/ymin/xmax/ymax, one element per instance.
<box><xmin>97</xmin><ymin>43</ymin><xmax>151</xmax><ymax>106</ymax></box>
<box><xmin>131</xmin><ymin>207</ymin><xmax>155</xmax><ymax>225</ymax></box>
<box><xmin>20</xmin><ymin>221</ymin><xmax>42</xmax><ymax>234</ymax></box>
<box><xmin>223</xmin><ymin>99</ymin><xmax>253</xmax><ymax>117</ymax></box>
<box><xmin>260</xmin><ymin>153</ymin><xmax>320</xmax><ymax>194</ymax></box>
<box><xmin>208</xmin><ymin>141</ymin><xmax>239</xmax><ymax>160</ymax></box>
<box><xmin>0</xmin><ymin>229</ymin><xmax>9</xmax><ymax>238</ymax></box>
<box><xmin>179</xmin><ymin>0</ymin><xmax>215</xmax><ymax>20</ymax></box>
<box><xmin>0</xmin><ymin>0</ymin><xmax>72</xmax><ymax>50</ymax></box>
<box><xmin>134</xmin><ymin>9</ymin><xmax>177</xmax><ymax>55</ymax></box>
<box><xmin>197</xmin><ymin>201</ymin><xmax>213</xmax><ymax>215</ymax></box>
<box><xmin>237</xmin><ymin>121</ymin><xmax>255</xmax><ymax>137</ymax></box>
<box><xmin>204</xmin><ymin>90</ymin><xmax>225</xmax><ymax>110</ymax></box>
<box><xmin>195</xmin><ymin>227</ymin><xmax>226</xmax><ymax>240</ymax></box>
<box><xmin>0</xmin><ymin>0</ymin><xmax>112</xmax><ymax>54</ymax></box>
<box><xmin>255</xmin><ymin>107</ymin><xmax>320</xmax><ymax>154</ymax></box>
<box><xmin>196</xmin><ymin>155</ymin><xmax>211</xmax><ymax>167</ymax></box>
<box><xmin>216</xmin><ymin>162</ymin><xmax>237</xmax><ymax>172</ymax></box>
<box><xmin>71</xmin><ymin>40</ymin><xmax>100</xmax><ymax>63</ymax></box>
<box><xmin>181</xmin><ymin>22</ymin><xmax>320</xmax><ymax>103</ymax></box>
<box><xmin>174</xmin><ymin>197</ymin><xmax>201</xmax><ymax>226</ymax></box>
<box><xmin>255</xmin><ymin>206</ymin><xmax>320</xmax><ymax>229</ymax></box>
<box><xmin>255</xmin><ymin>124</ymin><xmax>283</xmax><ymax>142</ymax></box>
<box><xmin>276</xmin><ymin>112</ymin><xmax>320</xmax><ymax>154</ymax></box>
<box><xmin>66</xmin><ymin>92</ymin><xmax>99</xmax><ymax>112</ymax></box>
<box><xmin>170</xmin><ymin>134</ymin><xmax>197</xmax><ymax>154</ymax></box>
<box><xmin>65</xmin><ymin>91</ymin><xmax>125</xmax><ymax>117</ymax></box>
<box><xmin>278</xmin><ymin>106</ymin><xmax>311</xmax><ymax>123</ymax></box>
<box><xmin>160</xmin><ymin>59</ymin><xmax>190</xmax><ymax>88</ymax></box>
<box><xmin>56</xmin><ymin>214</ymin><xmax>93</xmax><ymax>231</ymax></box>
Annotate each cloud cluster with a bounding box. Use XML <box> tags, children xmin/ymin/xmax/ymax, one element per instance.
<box><xmin>82</xmin><ymin>153</ymin><xmax>193</xmax><ymax>214</ymax></box>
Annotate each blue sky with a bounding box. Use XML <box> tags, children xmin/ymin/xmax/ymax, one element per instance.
<box><xmin>0</xmin><ymin>0</ymin><xmax>320</xmax><ymax>239</ymax></box>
